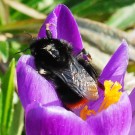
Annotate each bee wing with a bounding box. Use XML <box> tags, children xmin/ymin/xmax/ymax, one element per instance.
<box><xmin>54</xmin><ymin>57</ymin><xmax>99</xmax><ymax>100</ymax></box>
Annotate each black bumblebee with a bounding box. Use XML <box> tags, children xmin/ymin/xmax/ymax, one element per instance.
<box><xmin>30</xmin><ymin>24</ymin><xmax>99</xmax><ymax>109</ymax></box>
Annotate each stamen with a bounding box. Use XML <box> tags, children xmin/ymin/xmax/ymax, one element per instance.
<box><xmin>80</xmin><ymin>105</ymin><xmax>96</xmax><ymax>120</ymax></box>
<box><xmin>79</xmin><ymin>80</ymin><xmax>122</xmax><ymax>120</ymax></box>
<box><xmin>98</xmin><ymin>80</ymin><xmax>122</xmax><ymax>112</ymax></box>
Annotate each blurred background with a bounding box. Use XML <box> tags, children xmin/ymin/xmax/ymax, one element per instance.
<box><xmin>0</xmin><ymin>0</ymin><xmax>135</xmax><ymax>135</ymax></box>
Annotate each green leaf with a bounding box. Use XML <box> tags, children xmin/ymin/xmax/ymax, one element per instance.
<box><xmin>0</xmin><ymin>81</ymin><xmax>2</xmax><ymax>131</ymax></box>
<box><xmin>0</xmin><ymin>19</ymin><xmax>43</xmax><ymax>33</ymax></box>
<box><xmin>39</xmin><ymin>0</ymin><xmax>66</xmax><ymax>14</ymax></box>
<box><xmin>71</xmin><ymin>0</ymin><xmax>135</xmax><ymax>21</ymax></box>
<box><xmin>10</xmin><ymin>0</ymin><xmax>41</xmax><ymax>21</ymax></box>
<box><xmin>106</xmin><ymin>3</ymin><xmax>135</xmax><ymax>29</ymax></box>
<box><xmin>0</xmin><ymin>0</ymin><xmax>9</xmax><ymax>25</ymax></box>
<box><xmin>5</xmin><ymin>0</ymin><xmax>46</xmax><ymax>19</ymax></box>
<box><xmin>9</xmin><ymin>101</ymin><xmax>24</xmax><ymax>135</ymax></box>
<box><xmin>127</xmin><ymin>63</ymin><xmax>135</xmax><ymax>72</ymax></box>
<box><xmin>1</xmin><ymin>59</ymin><xmax>15</xmax><ymax>135</ymax></box>
<box><xmin>0</xmin><ymin>41</ymin><xmax>9</xmax><ymax>63</ymax></box>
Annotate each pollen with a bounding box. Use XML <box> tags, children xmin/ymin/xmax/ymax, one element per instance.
<box><xmin>80</xmin><ymin>80</ymin><xmax>122</xmax><ymax>120</ymax></box>
<box><xmin>80</xmin><ymin>105</ymin><xmax>96</xmax><ymax>120</ymax></box>
<box><xmin>98</xmin><ymin>80</ymin><xmax>122</xmax><ymax>112</ymax></box>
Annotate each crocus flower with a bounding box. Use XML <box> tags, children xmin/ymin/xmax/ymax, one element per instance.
<box><xmin>129</xmin><ymin>88</ymin><xmax>135</xmax><ymax>135</ymax></box>
<box><xmin>17</xmin><ymin>4</ymin><xmax>134</xmax><ymax>135</ymax></box>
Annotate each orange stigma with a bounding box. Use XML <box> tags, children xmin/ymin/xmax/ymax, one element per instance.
<box><xmin>80</xmin><ymin>105</ymin><xmax>96</xmax><ymax>120</ymax></box>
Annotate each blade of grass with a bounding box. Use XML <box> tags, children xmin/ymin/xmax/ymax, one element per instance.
<box><xmin>1</xmin><ymin>59</ymin><xmax>15</xmax><ymax>135</ymax></box>
<box><xmin>10</xmin><ymin>0</ymin><xmax>42</xmax><ymax>20</ymax></box>
<box><xmin>0</xmin><ymin>19</ymin><xmax>43</xmax><ymax>33</ymax></box>
<box><xmin>71</xmin><ymin>0</ymin><xmax>135</xmax><ymax>21</ymax></box>
<box><xmin>106</xmin><ymin>3</ymin><xmax>135</xmax><ymax>29</ymax></box>
<box><xmin>9</xmin><ymin>101</ymin><xmax>24</xmax><ymax>135</ymax></box>
<box><xmin>0</xmin><ymin>84</ymin><xmax>2</xmax><ymax>132</ymax></box>
<box><xmin>0</xmin><ymin>0</ymin><xmax>9</xmax><ymax>25</ymax></box>
<box><xmin>39</xmin><ymin>0</ymin><xmax>66</xmax><ymax>14</ymax></box>
<box><xmin>5</xmin><ymin>0</ymin><xmax>46</xmax><ymax>19</ymax></box>
<box><xmin>0</xmin><ymin>41</ymin><xmax>9</xmax><ymax>63</ymax></box>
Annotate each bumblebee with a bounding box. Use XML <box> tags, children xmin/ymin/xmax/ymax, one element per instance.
<box><xmin>30</xmin><ymin>24</ymin><xmax>99</xmax><ymax>109</ymax></box>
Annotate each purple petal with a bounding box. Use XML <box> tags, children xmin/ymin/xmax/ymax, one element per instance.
<box><xmin>16</xmin><ymin>55</ymin><xmax>61</xmax><ymax>109</ymax></box>
<box><xmin>129</xmin><ymin>114</ymin><xmax>135</xmax><ymax>135</ymax></box>
<box><xmin>70</xmin><ymin>41</ymin><xmax>129</xmax><ymax>117</ymax></box>
<box><xmin>83</xmin><ymin>41</ymin><xmax>129</xmax><ymax>116</ymax></box>
<box><xmin>87</xmin><ymin>92</ymin><xmax>132</xmax><ymax>135</ymax></box>
<box><xmin>129</xmin><ymin>88</ymin><xmax>135</xmax><ymax>135</ymax></box>
<box><xmin>99</xmin><ymin>41</ymin><xmax>129</xmax><ymax>88</ymax></box>
<box><xmin>25</xmin><ymin>102</ymin><xmax>94</xmax><ymax>135</ymax></box>
<box><xmin>38</xmin><ymin>4</ymin><xmax>83</xmax><ymax>55</ymax></box>
<box><xmin>129</xmin><ymin>88</ymin><xmax>135</xmax><ymax>113</ymax></box>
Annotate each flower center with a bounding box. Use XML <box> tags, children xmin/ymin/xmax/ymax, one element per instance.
<box><xmin>80</xmin><ymin>80</ymin><xmax>122</xmax><ymax>120</ymax></box>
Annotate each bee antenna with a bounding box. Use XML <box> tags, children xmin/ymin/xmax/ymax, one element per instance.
<box><xmin>23</xmin><ymin>31</ymin><xmax>35</xmax><ymax>40</ymax></box>
<box><xmin>46</xmin><ymin>23</ymin><xmax>52</xmax><ymax>39</ymax></box>
<box><xmin>15</xmin><ymin>47</ymin><xmax>30</xmax><ymax>55</ymax></box>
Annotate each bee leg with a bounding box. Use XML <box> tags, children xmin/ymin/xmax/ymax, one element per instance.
<box><xmin>77</xmin><ymin>49</ymin><xmax>105</xmax><ymax>90</ymax></box>
<box><xmin>45</xmin><ymin>23</ymin><xmax>52</xmax><ymax>39</ymax></box>
<box><xmin>77</xmin><ymin>48</ymin><xmax>92</xmax><ymax>62</ymax></box>
<box><xmin>82</xmin><ymin>48</ymin><xmax>92</xmax><ymax>60</ymax></box>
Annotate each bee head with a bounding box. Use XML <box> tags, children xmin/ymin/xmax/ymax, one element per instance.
<box><xmin>30</xmin><ymin>38</ymin><xmax>72</xmax><ymax>70</ymax></box>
